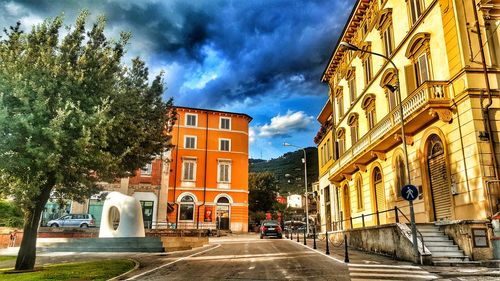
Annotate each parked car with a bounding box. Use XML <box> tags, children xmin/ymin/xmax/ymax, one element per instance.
<box><xmin>47</xmin><ymin>214</ymin><xmax>96</xmax><ymax>228</ymax></box>
<box><xmin>260</xmin><ymin>220</ymin><xmax>282</xmax><ymax>239</ymax></box>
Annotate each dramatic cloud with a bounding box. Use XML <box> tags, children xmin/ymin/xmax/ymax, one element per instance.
<box><xmin>0</xmin><ymin>0</ymin><xmax>354</xmax><ymax>159</ymax></box>
<box><xmin>254</xmin><ymin>111</ymin><xmax>314</xmax><ymax>138</ymax></box>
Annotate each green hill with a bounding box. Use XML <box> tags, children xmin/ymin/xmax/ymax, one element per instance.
<box><xmin>249</xmin><ymin>147</ymin><xmax>318</xmax><ymax>195</ymax></box>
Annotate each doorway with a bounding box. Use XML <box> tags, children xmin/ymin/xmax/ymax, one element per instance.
<box><xmin>373</xmin><ymin>167</ymin><xmax>386</xmax><ymax>225</ymax></box>
<box><xmin>342</xmin><ymin>184</ymin><xmax>351</xmax><ymax>229</ymax></box>
<box><xmin>426</xmin><ymin>134</ymin><xmax>452</xmax><ymax>221</ymax></box>
<box><xmin>216</xmin><ymin>197</ymin><xmax>230</xmax><ymax>230</ymax></box>
<box><xmin>140</xmin><ymin>201</ymin><xmax>154</xmax><ymax>229</ymax></box>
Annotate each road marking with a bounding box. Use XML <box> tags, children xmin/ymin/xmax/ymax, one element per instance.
<box><xmin>288</xmin><ymin>239</ymin><xmax>345</xmax><ymax>264</ymax></box>
<box><xmin>125</xmin><ymin>244</ymin><xmax>221</xmax><ymax>280</ymax></box>
<box><xmin>348</xmin><ymin>263</ymin><xmax>439</xmax><ymax>280</ymax></box>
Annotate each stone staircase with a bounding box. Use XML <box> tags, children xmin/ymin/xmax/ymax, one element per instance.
<box><xmin>37</xmin><ymin>237</ymin><xmax>165</xmax><ymax>252</ymax></box>
<box><xmin>417</xmin><ymin>224</ymin><xmax>478</xmax><ymax>266</ymax></box>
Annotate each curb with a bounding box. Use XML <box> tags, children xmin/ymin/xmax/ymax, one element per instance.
<box><xmin>107</xmin><ymin>258</ymin><xmax>140</xmax><ymax>281</ymax></box>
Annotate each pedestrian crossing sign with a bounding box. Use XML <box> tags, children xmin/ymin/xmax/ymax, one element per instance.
<box><xmin>401</xmin><ymin>184</ymin><xmax>419</xmax><ymax>201</ymax></box>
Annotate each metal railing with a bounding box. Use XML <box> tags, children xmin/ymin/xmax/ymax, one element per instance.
<box><xmin>321</xmin><ymin>206</ymin><xmax>426</xmax><ymax>257</ymax></box>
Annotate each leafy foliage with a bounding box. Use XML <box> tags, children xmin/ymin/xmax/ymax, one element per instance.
<box><xmin>0</xmin><ymin>200</ymin><xmax>23</xmax><ymax>227</ymax></box>
<box><xmin>248</xmin><ymin>172</ymin><xmax>279</xmax><ymax>213</ymax></box>
<box><xmin>0</xmin><ymin>12</ymin><xmax>174</xmax><ymax>270</ymax></box>
<box><xmin>249</xmin><ymin>147</ymin><xmax>318</xmax><ymax>195</ymax></box>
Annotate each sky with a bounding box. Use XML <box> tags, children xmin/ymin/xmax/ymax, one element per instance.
<box><xmin>0</xmin><ymin>0</ymin><xmax>354</xmax><ymax>160</ymax></box>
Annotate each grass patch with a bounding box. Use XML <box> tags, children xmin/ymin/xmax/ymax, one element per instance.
<box><xmin>0</xmin><ymin>256</ymin><xmax>16</xmax><ymax>262</ymax></box>
<box><xmin>0</xmin><ymin>259</ymin><xmax>135</xmax><ymax>281</ymax></box>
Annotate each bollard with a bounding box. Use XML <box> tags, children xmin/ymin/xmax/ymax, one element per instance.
<box><xmin>296</xmin><ymin>228</ymin><xmax>299</xmax><ymax>242</ymax></box>
<box><xmin>325</xmin><ymin>231</ymin><xmax>330</xmax><ymax>255</ymax></box>
<box><xmin>303</xmin><ymin>227</ymin><xmax>307</xmax><ymax>245</ymax></box>
<box><xmin>313</xmin><ymin>227</ymin><xmax>317</xmax><ymax>249</ymax></box>
<box><xmin>290</xmin><ymin>229</ymin><xmax>293</xmax><ymax>240</ymax></box>
<box><xmin>344</xmin><ymin>234</ymin><xmax>349</xmax><ymax>263</ymax></box>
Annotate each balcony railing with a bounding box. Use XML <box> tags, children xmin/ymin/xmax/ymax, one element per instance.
<box><xmin>330</xmin><ymin>81</ymin><xmax>450</xmax><ymax>179</ymax></box>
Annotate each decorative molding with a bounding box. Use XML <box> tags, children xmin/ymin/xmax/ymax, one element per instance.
<box><xmin>342</xmin><ymin>174</ymin><xmax>352</xmax><ymax>181</ymax></box>
<box><xmin>429</xmin><ymin>108</ymin><xmax>453</xmax><ymax>123</ymax></box>
<box><xmin>394</xmin><ymin>134</ymin><xmax>414</xmax><ymax>146</ymax></box>
<box><xmin>371</xmin><ymin>151</ymin><xmax>386</xmax><ymax>161</ymax></box>
<box><xmin>354</xmin><ymin>164</ymin><xmax>367</xmax><ymax>172</ymax></box>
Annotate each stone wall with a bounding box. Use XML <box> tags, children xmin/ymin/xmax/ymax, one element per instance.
<box><xmin>438</xmin><ymin>220</ymin><xmax>494</xmax><ymax>260</ymax></box>
<box><xmin>326</xmin><ymin>223</ymin><xmax>431</xmax><ymax>264</ymax></box>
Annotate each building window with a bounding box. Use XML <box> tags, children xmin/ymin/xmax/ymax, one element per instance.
<box><xmin>320</xmin><ymin>146</ymin><xmax>325</xmax><ymax>166</ymax></box>
<box><xmin>355</xmin><ymin>176</ymin><xmax>363</xmax><ymax>210</ymax></box>
<box><xmin>394</xmin><ymin>154</ymin><xmax>407</xmax><ymax>199</ymax></box>
<box><xmin>409</xmin><ymin>0</ymin><xmax>424</xmax><ymax>25</ymax></box>
<box><xmin>404</xmin><ymin>33</ymin><xmax>431</xmax><ymax>93</ymax></box>
<box><xmin>220</xmin><ymin>117</ymin><xmax>231</xmax><ymax>130</ymax></box>
<box><xmin>185</xmin><ymin>113</ymin><xmax>198</xmax><ymax>127</ymax></box>
<box><xmin>363</xmin><ymin>56</ymin><xmax>373</xmax><ymax>85</ymax></box>
<box><xmin>348</xmin><ymin>114</ymin><xmax>359</xmax><ymax>145</ymax></box>
<box><xmin>141</xmin><ymin>163</ymin><xmax>152</xmax><ymax>175</ymax></box>
<box><xmin>380</xmin><ymin>69</ymin><xmax>399</xmax><ymax>111</ymax></box>
<box><xmin>327</xmin><ymin>139</ymin><xmax>332</xmax><ymax>160</ymax></box>
<box><xmin>337</xmin><ymin>94</ymin><xmax>344</xmax><ymax>117</ymax></box>
<box><xmin>218</xmin><ymin>161</ymin><xmax>231</xmax><ymax>183</ymax></box>
<box><xmin>362</xmin><ymin>95</ymin><xmax>377</xmax><ymax>130</ymax></box>
<box><xmin>416</xmin><ymin>53</ymin><xmax>430</xmax><ymax>86</ymax></box>
<box><xmin>184</xmin><ymin>136</ymin><xmax>196</xmax><ymax>149</ymax></box>
<box><xmin>219</xmin><ymin>139</ymin><xmax>231</xmax><ymax>151</ymax></box>
<box><xmin>179</xmin><ymin>195</ymin><xmax>195</xmax><ymax>221</ymax></box>
<box><xmin>182</xmin><ymin>159</ymin><xmax>196</xmax><ymax>181</ymax></box>
<box><xmin>337</xmin><ymin>128</ymin><xmax>346</xmax><ymax>157</ymax></box>
<box><xmin>349</xmin><ymin>77</ymin><xmax>356</xmax><ymax>104</ymax></box>
<box><xmin>382</xmin><ymin>25</ymin><xmax>394</xmax><ymax>57</ymax></box>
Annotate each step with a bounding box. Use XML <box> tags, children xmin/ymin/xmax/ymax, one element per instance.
<box><xmin>425</xmin><ymin>241</ymin><xmax>455</xmax><ymax>247</ymax></box>
<box><xmin>426</xmin><ymin>245</ymin><xmax>460</xmax><ymax>252</ymax></box>
<box><xmin>417</xmin><ymin>228</ymin><xmax>442</xmax><ymax>233</ymax></box>
<box><xmin>38</xmin><ymin>247</ymin><xmax>165</xmax><ymax>252</ymax></box>
<box><xmin>423</xmin><ymin>236</ymin><xmax>453</xmax><ymax>242</ymax></box>
<box><xmin>432</xmin><ymin>260</ymin><xmax>481</xmax><ymax>267</ymax></box>
<box><xmin>419</xmin><ymin>232</ymin><xmax>446</xmax><ymax>237</ymax></box>
<box><xmin>432</xmin><ymin>253</ymin><xmax>469</xmax><ymax>259</ymax></box>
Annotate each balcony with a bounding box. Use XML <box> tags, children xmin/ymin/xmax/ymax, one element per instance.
<box><xmin>329</xmin><ymin>81</ymin><xmax>451</xmax><ymax>183</ymax></box>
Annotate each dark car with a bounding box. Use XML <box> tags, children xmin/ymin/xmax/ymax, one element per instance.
<box><xmin>260</xmin><ymin>220</ymin><xmax>282</xmax><ymax>239</ymax></box>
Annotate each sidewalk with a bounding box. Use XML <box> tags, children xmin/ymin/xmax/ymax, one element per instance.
<box><xmin>287</xmin><ymin>234</ymin><xmax>500</xmax><ymax>279</ymax></box>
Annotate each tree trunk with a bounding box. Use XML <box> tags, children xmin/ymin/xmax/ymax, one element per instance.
<box><xmin>15</xmin><ymin>184</ymin><xmax>53</xmax><ymax>271</ymax></box>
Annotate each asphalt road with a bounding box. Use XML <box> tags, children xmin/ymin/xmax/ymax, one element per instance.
<box><xmin>125</xmin><ymin>234</ymin><xmax>350</xmax><ymax>281</ymax></box>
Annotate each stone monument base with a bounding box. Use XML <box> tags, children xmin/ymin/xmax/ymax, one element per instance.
<box><xmin>36</xmin><ymin>237</ymin><xmax>164</xmax><ymax>252</ymax></box>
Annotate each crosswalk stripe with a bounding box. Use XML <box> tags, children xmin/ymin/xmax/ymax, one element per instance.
<box><xmin>347</xmin><ymin>263</ymin><xmax>439</xmax><ymax>280</ymax></box>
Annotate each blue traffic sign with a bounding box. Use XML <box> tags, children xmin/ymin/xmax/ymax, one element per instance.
<box><xmin>401</xmin><ymin>184</ymin><xmax>419</xmax><ymax>201</ymax></box>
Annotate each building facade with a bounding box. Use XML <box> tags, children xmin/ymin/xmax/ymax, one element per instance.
<box><xmin>69</xmin><ymin>106</ymin><xmax>252</xmax><ymax>232</ymax></box>
<box><xmin>316</xmin><ymin>0</ymin><xmax>500</xmax><ymax>232</ymax></box>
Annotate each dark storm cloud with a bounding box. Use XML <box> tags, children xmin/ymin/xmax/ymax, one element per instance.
<box><xmin>0</xmin><ymin>0</ymin><xmax>353</xmax><ymax>109</ymax></box>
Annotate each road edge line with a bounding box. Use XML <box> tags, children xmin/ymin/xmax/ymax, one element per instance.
<box><xmin>125</xmin><ymin>243</ymin><xmax>221</xmax><ymax>280</ymax></box>
<box><xmin>287</xmin><ymin>239</ymin><xmax>346</xmax><ymax>264</ymax></box>
<box><xmin>108</xmin><ymin>258</ymin><xmax>140</xmax><ymax>281</ymax></box>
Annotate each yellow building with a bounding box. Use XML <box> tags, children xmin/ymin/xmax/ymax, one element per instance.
<box><xmin>316</xmin><ymin>0</ymin><xmax>500</xmax><ymax>233</ymax></box>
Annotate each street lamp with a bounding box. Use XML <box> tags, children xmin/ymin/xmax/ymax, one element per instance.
<box><xmin>339</xmin><ymin>41</ymin><xmax>419</xmax><ymax>262</ymax></box>
<box><xmin>283</xmin><ymin>142</ymin><xmax>309</xmax><ymax>236</ymax></box>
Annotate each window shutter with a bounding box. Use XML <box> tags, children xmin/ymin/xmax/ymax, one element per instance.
<box><xmin>404</xmin><ymin>64</ymin><xmax>417</xmax><ymax>95</ymax></box>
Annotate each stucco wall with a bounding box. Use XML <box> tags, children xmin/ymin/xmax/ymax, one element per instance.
<box><xmin>439</xmin><ymin>220</ymin><xmax>494</xmax><ymax>260</ymax></box>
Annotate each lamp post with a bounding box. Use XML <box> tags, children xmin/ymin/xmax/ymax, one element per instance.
<box><xmin>338</xmin><ymin>42</ymin><xmax>419</xmax><ymax>262</ymax></box>
<box><xmin>283</xmin><ymin>142</ymin><xmax>309</xmax><ymax>237</ymax></box>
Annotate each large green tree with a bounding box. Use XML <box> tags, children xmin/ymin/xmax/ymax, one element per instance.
<box><xmin>0</xmin><ymin>12</ymin><xmax>174</xmax><ymax>270</ymax></box>
<box><xmin>249</xmin><ymin>172</ymin><xmax>279</xmax><ymax>213</ymax></box>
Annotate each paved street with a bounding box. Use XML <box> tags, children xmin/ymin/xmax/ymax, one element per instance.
<box><xmin>125</xmin><ymin>234</ymin><xmax>350</xmax><ymax>280</ymax></box>
<box><xmin>1</xmin><ymin>233</ymin><xmax>500</xmax><ymax>280</ymax></box>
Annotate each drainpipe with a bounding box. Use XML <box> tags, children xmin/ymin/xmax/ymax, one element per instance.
<box><xmin>472</xmin><ymin>1</ymin><xmax>500</xmax><ymax>183</ymax></box>
<box><xmin>174</xmin><ymin>112</ymin><xmax>181</xmax><ymax>228</ymax></box>
<box><xmin>196</xmin><ymin>111</ymin><xmax>209</xmax><ymax>228</ymax></box>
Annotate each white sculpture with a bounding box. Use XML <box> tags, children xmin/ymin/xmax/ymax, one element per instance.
<box><xmin>99</xmin><ymin>192</ymin><xmax>145</xmax><ymax>238</ymax></box>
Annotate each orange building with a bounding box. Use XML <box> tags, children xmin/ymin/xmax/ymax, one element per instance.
<box><xmin>67</xmin><ymin>106</ymin><xmax>251</xmax><ymax>233</ymax></box>
<box><xmin>167</xmin><ymin>107</ymin><xmax>252</xmax><ymax>232</ymax></box>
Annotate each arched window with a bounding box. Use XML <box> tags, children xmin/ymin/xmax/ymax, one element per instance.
<box><xmin>359</xmin><ymin>43</ymin><xmax>373</xmax><ymax>86</ymax></box>
<box><xmin>394</xmin><ymin>154</ymin><xmax>407</xmax><ymax>199</ymax></box>
<box><xmin>355</xmin><ymin>175</ymin><xmax>363</xmax><ymax>210</ymax></box>
<box><xmin>348</xmin><ymin>113</ymin><xmax>359</xmax><ymax>145</ymax></box>
<box><xmin>179</xmin><ymin>195</ymin><xmax>195</xmax><ymax>221</ymax></box>
<box><xmin>376</xmin><ymin>9</ymin><xmax>394</xmax><ymax>57</ymax></box>
<box><xmin>336</xmin><ymin>128</ymin><xmax>346</xmax><ymax>157</ymax></box>
<box><xmin>217</xmin><ymin>197</ymin><xmax>230</xmax><ymax>204</ymax></box>
<box><xmin>380</xmin><ymin>68</ymin><xmax>399</xmax><ymax>111</ymax></box>
<box><xmin>346</xmin><ymin>68</ymin><xmax>356</xmax><ymax>104</ymax></box>
<box><xmin>408</xmin><ymin>0</ymin><xmax>425</xmax><ymax>26</ymax></box>
<box><xmin>405</xmin><ymin>33</ymin><xmax>432</xmax><ymax>94</ymax></box>
<box><xmin>362</xmin><ymin>94</ymin><xmax>377</xmax><ymax>130</ymax></box>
